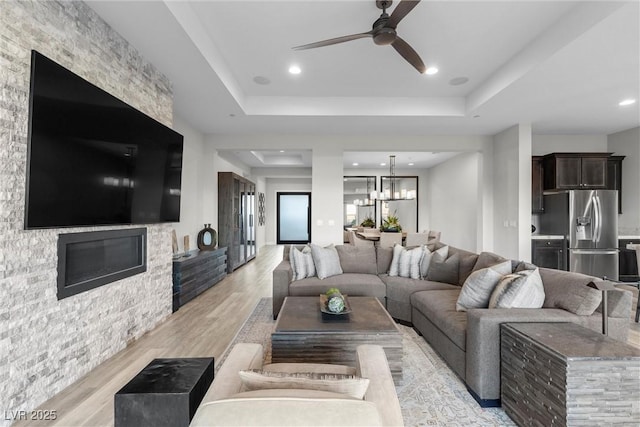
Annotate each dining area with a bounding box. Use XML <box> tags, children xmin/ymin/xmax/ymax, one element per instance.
<box><xmin>345</xmin><ymin>228</ymin><xmax>441</xmax><ymax>248</ymax></box>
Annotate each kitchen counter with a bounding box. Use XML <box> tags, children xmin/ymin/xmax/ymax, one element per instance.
<box><xmin>619</xmin><ymin>236</ymin><xmax>640</xmax><ymax>240</ymax></box>
<box><xmin>531</xmin><ymin>235</ymin><xmax>565</xmax><ymax>240</ymax></box>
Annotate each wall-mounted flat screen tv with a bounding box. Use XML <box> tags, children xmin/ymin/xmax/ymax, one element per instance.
<box><xmin>25</xmin><ymin>50</ymin><xmax>183</xmax><ymax>229</ymax></box>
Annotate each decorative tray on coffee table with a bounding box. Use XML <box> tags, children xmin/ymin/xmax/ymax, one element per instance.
<box><xmin>319</xmin><ymin>294</ymin><xmax>352</xmax><ymax>315</ymax></box>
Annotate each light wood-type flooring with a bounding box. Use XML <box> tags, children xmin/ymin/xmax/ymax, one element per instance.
<box><xmin>16</xmin><ymin>245</ymin><xmax>640</xmax><ymax>426</ymax></box>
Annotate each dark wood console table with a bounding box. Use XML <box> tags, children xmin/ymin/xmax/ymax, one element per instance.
<box><xmin>501</xmin><ymin>322</ymin><xmax>640</xmax><ymax>426</ymax></box>
<box><xmin>172</xmin><ymin>248</ymin><xmax>227</xmax><ymax>311</ymax></box>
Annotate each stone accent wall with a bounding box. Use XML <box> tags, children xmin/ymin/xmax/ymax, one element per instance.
<box><xmin>0</xmin><ymin>1</ymin><xmax>175</xmax><ymax>423</ymax></box>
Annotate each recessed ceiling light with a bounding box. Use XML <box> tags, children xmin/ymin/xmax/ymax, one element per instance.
<box><xmin>380</xmin><ymin>162</ymin><xmax>386</xmax><ymax>166</ymax></box>
<box><xmin>408</xmin><ymin>163</ymin><xmax>414</xmax><ymax>166</ymax></box>
<box><xmin>449</xmin><ymin>76</ymin><xmax>469</xmax><ymax>86</ymax></box>
<box><xmin>425</xmin><ymin>67</ymin><xmax>439</xmax><ymax>75</ymax></box>
<box><xmin>352</xmin><ymin>162</ymin><xmax>359</xmax><ymax>166</ymax></box>
<box><xmin>473</xmin><ymin>115</ymin><xmax>480</xmax><ymax>118</ymax></box>
<box><xmin>288</xmin><ymin>65</ymin><xmax>301</xmax><ymax>75</ymax></box>
<box><xmin>229</xmin><ymin>113</ymin><xmax>236</xmax><ymax>117</ymax></box>
<box><xmin>619</xmin><ymin>99</ymin><xmax>636</xmax><ymax>106</ymax></box>
<box><xmin>253</xmin><ymin>76</ymin><xmax>271</xmax><ymax>85</ymax></box>
<box><xmin>280</xmin><ymin>150</ymin><xmax>285</xmax><ymax>153</ymax></box>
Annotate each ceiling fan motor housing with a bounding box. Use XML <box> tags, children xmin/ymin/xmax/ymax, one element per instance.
<box><xmin>373</xmin><ymin>27</ymin><xmax>397</xmax><ymax>45</ymax></box>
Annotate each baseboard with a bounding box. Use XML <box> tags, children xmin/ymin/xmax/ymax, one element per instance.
<box><xmin>394</xmin><ymin>318</ymin><xmax>413</xmax><ymax>328</ymax></box>
<box><xmin>466</xmin><ymin>387</ymin><xmax>501</xmax><ymax>408</ymax></box>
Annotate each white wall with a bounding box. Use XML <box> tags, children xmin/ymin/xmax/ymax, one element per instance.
<box><xmin>172</xmin><ymin>115</ymin><xmax>206</xmax><ymax>253</ymax></box>
<box><xmin>426</xmin><ymin>153</ymin><xmax>480</xmax><ymax>252</ymax></box>
<box><xmin>492</xmin><ymin>124</ymin><xmax>532</xmax><ymax>261</ymax></box>
<box><xmin>532</xmin><ymin>134</ymin><xmax>608</xmax><ymax>155</ymax></box>
<box><xmin>608</xmin><ymin>127</ymin><xmax>640</xmax><ymax>234</ymax></box>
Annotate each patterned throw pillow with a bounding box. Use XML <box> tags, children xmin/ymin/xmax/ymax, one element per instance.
<box><xmin>455</xmin><ymin>260</ymin><xmax>513</xmax><ymax>311</ymax></box>
<box><xmin>488</xmin><ymin>268</ymin><xmax>545</xmax><ymax>309</ymax></box>
<box><xmin>310</xmin><ymin>244</ymin><xmax>343</xmax><ymax>279</ymax></box>
<box><xmin>388</xmin><ymin>244</ymin><xmax>425</xmax><ymax>279</ymax></box>
<box><xmin>290</xmin><ymin>245</ymin><xmax>316</xmax><ymax>281</ymax></box>
<box><xmin>238</xmin><ymin>370</ymin><xmax>370</xmax><ymax>399</ymax></box>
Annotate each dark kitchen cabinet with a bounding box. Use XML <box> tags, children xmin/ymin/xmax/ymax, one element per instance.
<box><xmin>532</xmin><ymin>239</ymin><xmax>567</xmax><ymax>271</ymax></box>
<box><xmin>532</xmin><ymin>156</ymin><xmax>544</xmax><ymax>213</ymax></box>
<box><xmin>607</xmin><ymin>156</ymin><xmax>624</xmax><ymax>214</ymax></box>
<box><xmin>543</xmin><ymin>153</ymin><xmax>610</xmax><ymax>191</ymax></box>
<box><xmin>619</xmin><ymin>239</ymin><xmax>640</xmax><ymax>282</ymax></box>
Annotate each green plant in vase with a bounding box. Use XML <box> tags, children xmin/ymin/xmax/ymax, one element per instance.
<box><xmin>360</xmin><ymin>216</ymin><xmax>375</xmax><ymax>228</ymax></box>
<box><xmin>381</xmin><ymin>211</ymin><xmax>402</xmax><ymax>232</ymax></box>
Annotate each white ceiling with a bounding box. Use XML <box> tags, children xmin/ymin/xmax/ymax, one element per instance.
<box><xmin>86</xmin><ymin>0</ymin><xmax>640</xmax><ymax>164</ymax></box>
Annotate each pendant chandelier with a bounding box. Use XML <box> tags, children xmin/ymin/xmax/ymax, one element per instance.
<box><xmin>380</xmin><ymin>155</ymin><xmax>415</xmax><ymax>201</ymax></box>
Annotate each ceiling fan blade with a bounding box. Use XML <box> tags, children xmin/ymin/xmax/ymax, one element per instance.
<box><xmin>387</xmin><ymin>0</ymin><xmax>421</xmax><ymax>29</ymax></box>
<box><xmin>391</xmin><ymin>36</ymin><xmax>426</xmax><ymax>73</ymax></box>
<box><xmin>293</xmin><ymin>32</ymin><xmax>373</xmax><ymax>50</ymax></box>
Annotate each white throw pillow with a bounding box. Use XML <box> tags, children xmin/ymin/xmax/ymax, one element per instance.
<box><xmin>489</xmin><ymin>268</ymin><xmax>545</xmax><ymax>309</ymax></box>
<box><xmin>310</xmin><ymin>244</ymin><xmax>343</xmax><ymax>280</ymax></box>
<box><xmin>420</xmin><ymin>245</ymin><xmax>448</xmax><ymax>279</ymax></box>
<box><xmin>239</xmin><ymin>370</ymin><xmax>370</xmax><ymax>399</ymax></box>
<box><xmin>388</xmin><ymin>243</ymin><xmax>405</xmax><ymax>277</ymax></box>
<box><xmin>388</xmin><ymin>244</ymin><xmax>425</xmax><ymax>279</ymax></box>
<box><xmin>290</xmin><ymin>245</ymin><xmax>315</xmax><ymax>281</ymax></box>
<box><xmin>455</xmin><ymin>260</ymin><xmax>512</xmax><ymax>311</ymax></box>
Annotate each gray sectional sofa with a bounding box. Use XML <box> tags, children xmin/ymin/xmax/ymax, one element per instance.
<box><xmin>272</xmin><ymin>243</ymin><xmax>633</xmax><ymax>406</ymax></box>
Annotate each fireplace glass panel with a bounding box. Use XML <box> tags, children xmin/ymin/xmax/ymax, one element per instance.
<box><xmin>58</xmin><ymin>228</ymin><xmax>147</xmax><ymax>299</ymax></box>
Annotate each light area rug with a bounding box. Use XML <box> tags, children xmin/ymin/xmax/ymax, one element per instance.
<box><xmin>217</xmin><ymin>298</ymin><xmax>515</xmax><ymax>427</ymax></box>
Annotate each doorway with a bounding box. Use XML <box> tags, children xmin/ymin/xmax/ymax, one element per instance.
<box><xmin>277</xmin><ymin>192</ymin><xmax>311</xmax><ymax>244</ymax></box>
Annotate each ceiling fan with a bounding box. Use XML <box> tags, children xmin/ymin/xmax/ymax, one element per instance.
<box><xmin>293</xmin><ymin>0</ymin><xmax>426</xmax><ymax>73</ymax></box>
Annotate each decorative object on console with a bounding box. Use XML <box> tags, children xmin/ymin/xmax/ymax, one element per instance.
<box><xmin>171</xmin><ymin>229</ymin><xmax>179</xmax><ymax>256</ymax></box>
<box><xmin>183</xmin><ymin>235</ymin><xmax>190</xmax><ymax>253</ymax></box>
<box><xmin>197</xmin><ymin>224</ymin><xmax>217</xmax><ymax>251</ymax></box>
<box><xmin>360</xmin><ymin>216</ymin><xmax>375</xmax><ymax>228</ymax></box>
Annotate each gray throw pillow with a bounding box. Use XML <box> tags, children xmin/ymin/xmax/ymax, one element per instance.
<box><xmin>421</xmin><ymin>245</ymin><xmax>448</xmax><ymax>279</ymax></box>
<box><xmin>310</xmin><ymin>244</ymin><xmax>343</xmax><ymax>280</ymax></box>
<box><xmin>456</xmin><ymin>260</ymin><xmax>513</xmax><ymax>311</ymax></box>
<box><xmin>489</xmin><ymin>268</ymin><xmax>545</xmax><ymax>309</ymax></box>
<box><xmin>427</xmin><ymin>251</ymin><xmax>460</xmax><ymax>284</ymax></box>
<box><xmin>554</xmin><ymin>282</ymin><xmax>602</xmax><ymax>316</ymax></box>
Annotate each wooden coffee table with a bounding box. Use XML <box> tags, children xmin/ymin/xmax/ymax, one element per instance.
<box><xmin>272</xmin><ymin>296</ymin><xmax>403</xmax><ymax>384</ymax></box>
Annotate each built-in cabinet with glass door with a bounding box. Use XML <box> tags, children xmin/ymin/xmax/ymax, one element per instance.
<box><xmin>218</xmin><ymin>172</ymin><xmax>256</xmax><ymax>273</ymax></box>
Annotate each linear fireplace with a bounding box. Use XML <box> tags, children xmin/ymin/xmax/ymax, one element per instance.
<box><xmin>57</xmin><ymin>228</ymin><xmax>147</xmax><ymax>300</ymax></box>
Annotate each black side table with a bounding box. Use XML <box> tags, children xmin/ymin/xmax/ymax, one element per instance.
<box><xmin>115</xmin><ymin>357</ymin><xmax>214</xmax><ymax>427</ymax></box>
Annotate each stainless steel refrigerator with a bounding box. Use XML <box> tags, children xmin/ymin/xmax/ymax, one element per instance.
<box><xmin>539</xmin><ymin>190</ymin><xmax>619</xmax><ymax>280</ymax></box>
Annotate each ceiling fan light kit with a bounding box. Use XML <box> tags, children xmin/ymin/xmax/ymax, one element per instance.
<box><xmin>292</xmin><ymin>0</ymin><xmax>427</xmax><ymax>74</ymax></box>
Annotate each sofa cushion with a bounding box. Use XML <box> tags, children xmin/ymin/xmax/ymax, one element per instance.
<box><xmin>289</xmin><ymin>274</ymin><xmax>387</xmax><ymax>299</ymax></box>
<box><xmin>376</xmin><ymin>246</ymin><xmax>394</xmax><ymax>275</ymax></box>
<box><xmin>382</xmin><ymin>276</ymin><xmax>459</xmax><ymax>303</ymax></box>
<box><xmin>336</xmin><ymin>245</ymin><xmax>377</xmax><ymax>275</ymax></box>
<box><xmin>290</xmin><ymin>245</ymin><xmax>316</xmax><ymax>281</ymax></box>
<box><xmin>310</xmin><ymin>244</ymin><xmax>343</xmax><ymax>279</ymax></box>
<box><xmin>420</xmin><ymin>245</ymin><xmax>448</xmax><ymax>279</ymax></box>
<box><xmin>426</xmin><ymin>251</ymin><xmax>459</xmax><ymax>284</ymax></box>
<box><xmin>239</xmin><ymin>370</ymin><xmax>370</xmax><ymax>399</ymax></box>
<box><xmin>411</xmin><ymin>289</ymin><xmax>467</xmax><ymax>350</ymax></box>
<box><xmin>455</xmin><ymin>261</ymin><xmax>512</xmax><ymax>311</ymax></box>
<box><xmin>488</xmin><ymin>268</ymin><xmax>545</xmax><ymax>309</ymax></box>
<box><xmin>191</xmin><ymin>396</ymin><xmax>383</xmax><ymax>427</ymax></box>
